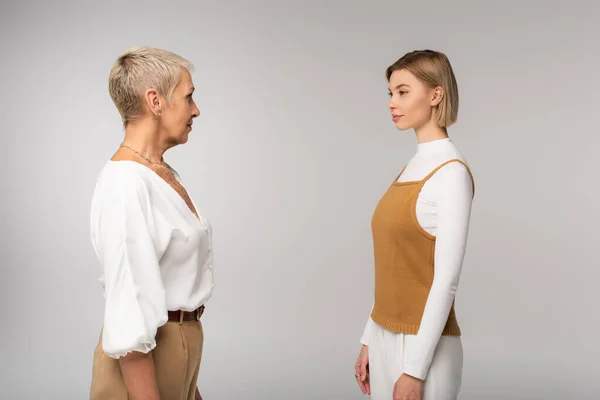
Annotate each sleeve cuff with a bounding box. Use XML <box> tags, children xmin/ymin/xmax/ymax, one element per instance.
<box><xmin>101</xmin><ymin>304</ymin><xmax>168</xmax><ymax>359</ymax></box>
<box><xmin>360</xmin><ymin>317</ymin><xmax>374</xmax><ymax>346</ymax></box>
<box><xmin>402</xmin><ymin>363</ymin><xmax>428</xmax><ymax>381</ymax></box>
<box><xmin>104</xmin><ymin>339</ymin><xmax>157</xmax><ymax>359</ymax></box>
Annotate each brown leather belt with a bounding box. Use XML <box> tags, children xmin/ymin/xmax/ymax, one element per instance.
<box><xmin>167</xmin><ymin>305</ymin><xmax>205</xmax><ymax>323</ymax></box>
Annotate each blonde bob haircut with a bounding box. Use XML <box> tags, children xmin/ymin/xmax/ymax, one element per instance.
<box><xmin>386</xmin><ymin>50</ymin><xmax>459</xmax><ymax>128</ymax></box>
<box><xmin>108</xmin><ymin>46</ymin><xmax>194</xmax><ymax>125</ymax></box>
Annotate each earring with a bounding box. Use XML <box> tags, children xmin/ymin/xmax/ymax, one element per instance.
<box><xmin>156</xmin><ymin>110</ymin><xmax>162</xmax><ymax>120</ymax></box>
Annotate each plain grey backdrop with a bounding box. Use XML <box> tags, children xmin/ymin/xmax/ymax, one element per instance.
<box><xmin>1</xmin><ymin>0</ymin><xmax>599</xmax><ymax>399</ymax></box>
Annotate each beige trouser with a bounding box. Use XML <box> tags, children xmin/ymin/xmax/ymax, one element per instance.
<box><xmin>90</xmin><ymin>320</ymin><xmax>204</xmax><ymax>400</ymax></box>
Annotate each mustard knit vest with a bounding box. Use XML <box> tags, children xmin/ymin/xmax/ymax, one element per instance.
<box><xmin>370</xmin><ymin>159</ymin><xmax>474</xmax><ymax>336</ymax></box>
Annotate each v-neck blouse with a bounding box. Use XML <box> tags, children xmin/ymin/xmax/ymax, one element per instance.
<box><xmin>90</xmin><ymin>161</ymin><xmax>215</xmax><ymax>359</ymax></box>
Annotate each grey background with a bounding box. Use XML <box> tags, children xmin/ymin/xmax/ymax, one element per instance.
<box><xmin>1</xmin><ymin>0</ymin><xmax>599</xmax><ymax>399</ymax></box>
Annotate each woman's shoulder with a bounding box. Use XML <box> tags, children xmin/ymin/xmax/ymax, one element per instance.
<box><xmin>94</xmin><ymin>161</ymin><xmax>153</xmax><ymax>199</ymax></box>
<box><xmin>427</xmin><ymin>151</ymin><xmax>474</xmax><ymax>193</ymax></box>
<box><xmin>421</xmin><ymin>142</ymin><xmax>472</xmax><ymax>183</ymax></box>
<box><xmin>430</xmin><ymin>141</ymin><xmax>470</xmax><ymax>171</ymax></box>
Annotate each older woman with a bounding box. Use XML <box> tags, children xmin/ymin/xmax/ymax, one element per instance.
<box><xmin>89</xmin><ymin>47</ymin><xmax>214</xmax><ymax>400</ymax></box>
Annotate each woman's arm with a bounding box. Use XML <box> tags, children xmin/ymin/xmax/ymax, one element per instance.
<box><xmin>402</xmin><ymin>163</ymin><xmax>474</xmax><ymax>380</ymax></box>
<box><xmin>92</xmin><ymin>168</ymin><xmax>168</xmax><ymax>396</ymax></box>
<box><xmin>119</xmin><ymin>352</ymin><xmax>161</xmax><ymax>400</ymax></box>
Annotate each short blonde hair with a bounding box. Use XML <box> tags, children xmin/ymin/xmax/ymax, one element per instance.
<box><xmin>386</xmin><ymin>50</ymin><xmax>459</xmax><ymax>128</ymax></box>
<box><xmin>108</xmin><ymin>46</ymin><xmax>194</xmax><ymax>125</ymax></box>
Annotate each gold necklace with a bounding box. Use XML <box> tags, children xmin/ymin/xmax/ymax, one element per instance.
<box><xmin>119</xmin><ymin>143</ymin><xmax>179</xmax><ymax>185</ymax></box>
<box><xmin>119</xmin><ymin>144</ymin><xmax>199</xmax><ymax>218</ymax></box>
<box><xmin>120</xmin><ymin>143</ymin><xmax>165</xmax><ymax>166</ymax></box>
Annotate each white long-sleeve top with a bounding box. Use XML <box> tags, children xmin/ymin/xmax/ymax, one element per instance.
<box><xmin>90</xmin><ymin>161</ymin><xmax>215</xmax><ymax>359</ymax></box>
<box><xmin>361</xmin><ymin>137</ymin><xmax>474</xmax><ymax>380</ymax></box>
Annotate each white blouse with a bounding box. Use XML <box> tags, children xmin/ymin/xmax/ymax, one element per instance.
<box><xmin>90</xmin><ymin>161</ymin><xmax>215</xmax><ymax>359</ymax></box>
<box><xmin>361</xmin><ymin>138</ymin><xmax>474</xmax><ymax>380</ymax></box>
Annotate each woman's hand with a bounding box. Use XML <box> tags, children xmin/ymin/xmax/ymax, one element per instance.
<box><xmin>354</xmin><ymin>345</ymin><xmax>371</xmax><ymax>395</ymax></box>
<box><xmin>393</xmin><ymin>373</ymin><xmax>423</xmax><ymax>400</ymax></box>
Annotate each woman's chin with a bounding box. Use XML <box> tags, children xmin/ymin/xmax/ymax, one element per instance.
<box><xmin>178</xmin><ymin>131</ymin><xmax>190</xmax><ymax>144</ymax></box>
<box><xmin>395</xmin><ymin>122</ymin><xmax>410</xmax><ymax>131</ymax></box>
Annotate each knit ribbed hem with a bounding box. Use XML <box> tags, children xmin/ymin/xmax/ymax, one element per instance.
<box><xmin>371</xmin><ymin>312</ymin><xmax>461</xmax><ymax>336</ymax></box>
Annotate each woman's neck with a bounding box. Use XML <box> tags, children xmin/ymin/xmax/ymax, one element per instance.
<box><xmin>414</xmin><ymin>118</ymin><xmax>448</xmax><ymax>144</ymax></box>
<box><xmin>122</xmin><ymin>120</ymin><xmax>166</xmax><ymax>163</ymax></box>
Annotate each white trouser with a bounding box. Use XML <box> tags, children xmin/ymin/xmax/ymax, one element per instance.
<box><xmin>368</xmin><ymin>323</ymin><xmax>463</xmax><ymax>400</ymax></box>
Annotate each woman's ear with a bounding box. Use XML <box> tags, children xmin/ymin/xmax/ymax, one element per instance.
<box><xmin>431</xmin><ymin>86</ymin><xmax>444</xmax><ymax>107</ymax></box>
<box><xmin>144</xmin><ymin>88</ymin><xmax>162</xmax><ymax>119</ymax></box>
